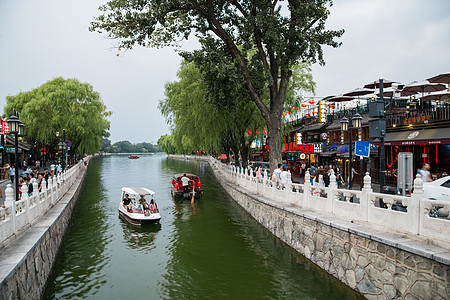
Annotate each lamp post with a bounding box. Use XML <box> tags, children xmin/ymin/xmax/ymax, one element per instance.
<box><xmin>340</xmin><ymin>113</ymin><xmax>362</xmax><ymax>189</ymax></box>
<box><xmin>58</xmin><ymin>141</ymin><xmax>67</xmax><ymax>170</ymax></box>
<box><xmin>7</xmin><ymin>111</ymin><xmax>24</xmax><ymax>201</ymax></box>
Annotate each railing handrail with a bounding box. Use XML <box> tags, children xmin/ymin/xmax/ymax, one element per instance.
<box><xmin>0</xmin><ymin>156</ymin><xmax>91</xmax><ymax>247</ymax></box>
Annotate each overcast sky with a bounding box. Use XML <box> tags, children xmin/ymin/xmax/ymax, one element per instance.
<box><xmin>1</xmin><ymin>0</ymin><xmax>449</xmax><ymax>144</ymax></box>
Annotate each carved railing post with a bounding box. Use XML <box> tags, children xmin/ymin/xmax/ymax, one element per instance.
<box><xmin>304</xmin><ymin>171</ymin><xmax>311</xmax><ymax>209</ymax></box>
<box><xmin>21</xmin><ymin>184</ymin><xmax>30</xmax><ymax>224</ymax></box>
<box><xmin>361</xmin><ymin>172</ymin><xmax>372</xmax><ymax>222</ymax></box>
<box><xmin>327</xmin><ymin>170</ymin><xmax>337</xmax><ymax>213</ymax></box>
<box><xmin>4</xmin><ymin>184</ymin><xmax>16</xmax><ymax>233</ymax></box>
<box><xmin>410</xmin><ymin>174</ymin><xmax>423</xmax><ymax>235</ymax></box>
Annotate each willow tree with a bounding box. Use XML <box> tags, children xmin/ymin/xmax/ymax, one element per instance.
<box><xmin>91</xmin><ymin>0</ymin><xmax>343</xmax><ymax>171</ymax></box>
<box><xmin>4</xmin><ymin>77</ymin><xmax>111</xmax><ymax>154</ymax></box>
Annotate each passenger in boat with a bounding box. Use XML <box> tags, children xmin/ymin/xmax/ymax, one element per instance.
<box><xmin>139</xmin><ymin>194</ymin><xmax>149</xmax><ymax>211</ymax></box>
<box><xmin>181</xmin><ymin>174</ymin><xmax>191</xmax><ymax>193</ymax></box>
<box><xmin>122</xmin><ymin>194</ymin><xmax>135</xmax><ymax>211</ymax></box>
<box><xmin>149</xmin><ymin>199</ymin><xmax>157</xmax><ymax>210</ymax></box>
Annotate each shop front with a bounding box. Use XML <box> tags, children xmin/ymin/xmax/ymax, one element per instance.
<box><xmin>383</xmin><ymin>127</ymin><xmax>450</xmax><ymax>181</ymax></box>
<box><xmin>282</xmin><ymin>142</ymin><xmax>324</xmax><ymax>179</ymax></box>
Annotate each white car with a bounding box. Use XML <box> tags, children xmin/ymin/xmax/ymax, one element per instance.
<box><xmin>422</xmin><ymin>176</ymin><xmax>450</xmax><ymax>201</ymax></box>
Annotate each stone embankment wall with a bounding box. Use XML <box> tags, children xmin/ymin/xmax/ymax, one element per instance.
<box><xmin>0</xmin><ymin>161</ymin><xmax>89</xmax><ymax>299</ymax></box>
<box><xmin>170</xmin><ymin>155</ymin><xmax>449</xmax><ymax>299</ymax></box>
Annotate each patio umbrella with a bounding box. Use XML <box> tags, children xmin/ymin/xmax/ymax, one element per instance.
<box><xmin>427</xmin><ymin>73</ymin><xmax>450</xmax><ymax>84</ymax></box>
<box><xmin>420</xmin><ymin>90</ymin><xmax>450</xmax><ymax>101</ymax></box>
<box><xmin>327</xmin><ymin>95</ymin><xmax>355</xmax><ymax>102</ymax></box>
<box><xmin>343</xmin><ymin>87</ymin><xmax>374</xmax><ymax>97</ymax></box>
<box><xmin>363</xmin><ymin>79</ymin><xmax>398</xmax><ymax>89</ymax></box>
<box><xmin>400</xmin><ymin>80</ymin><xmax>447</xmax><ymax>96</ymax></box>
<box><xmin>217</xmin><ymin>154</ymin><xmax>229</xmax><ymax>160</ymax></box>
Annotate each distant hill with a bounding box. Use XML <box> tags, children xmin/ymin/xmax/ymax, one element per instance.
<box><xmin>100</xmin><ymin>138</ymin><xmax>161</xmax><ymax>153</ymax></box>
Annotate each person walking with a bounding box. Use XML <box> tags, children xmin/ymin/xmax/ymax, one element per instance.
<box><xmin>10</xmin><ymin>165</ymin><xmax>15</xmax><ymax>184</ymax></box>
<box><xmin>418</xmin><ymin>163</ymin><xmax>432</xmax><ymax>182</ymax></box>
<box><xmin>309</xmin><ymin>164</ymin><xmax>317</xmax><ymax>185</ymax></box>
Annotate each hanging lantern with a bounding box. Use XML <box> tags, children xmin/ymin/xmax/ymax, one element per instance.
<box><xmin>309</xmin><ymin>99</ymin><xmax>315</xmax><ymax>105</ymax></box>
<box><xmin>301</xmin><ymin>103</ymin><xmax>307</xmax><ymax>108</ymax></box>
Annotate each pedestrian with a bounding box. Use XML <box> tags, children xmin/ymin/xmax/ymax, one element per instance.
<box><xmin>309</xmin><ymin>164</ymin><xmax>317</xmax><ymax>185</ymax></box>
<box><xmin>347</xmin><ymin>166</ymin><xmax>359</xmax><ymax>186</ymax></box>
<box><xmin>315</xmin><ymin>167</ymin><xmax>325</xmax><ymax>187</ymax></box>
<box><xmin>335</xmin><ymin>167</ymin><xmax>343</xmax><ymax>188</ymax></box>
<box><xmin>271</xmin><ymin>164</ymin><xmax>283</xmax><ymax>188</ymax></box>
<box><xmin>50</xmin><ymin>163</ymin><xmax>55</xmax><ymax>176</ymax></box>
<box><xmin>10</xmin><ymin>165</ymin><xmax>15</xmax><ymax>184</ymax></box>
<box><xmin>279</xmin><ymin>166</ymin><xmax>289</xmax><ymax>189</ymax></box>
<box><xmin>324</xmin><ymin>167</ymin><xmax>331</xmax><ymax>187</ymax></box>
<box><xmin>255</xmin><ymin>164</ymin><xmax>262</xmax><ymax>179</ymax></box>
<box><xmin>418</xmin><ymin>163</ymin><xmax>432</xmax><ymax>182</ymax></box>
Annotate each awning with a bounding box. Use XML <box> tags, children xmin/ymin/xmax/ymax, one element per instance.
<box><xmin>299</xmin><ymin>123</ymin><xmax>326</xmax><ymax>132</ymax></box>
<box><xmin>384</xmin><ymin>127</ymin><xmax>450</xmax><ymax>146</ymax></box>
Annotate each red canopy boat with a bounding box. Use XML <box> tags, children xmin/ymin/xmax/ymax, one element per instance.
<box><xmin>170</xmin><ymin>173</ymin><xmax>203</xmax><ymax>200</ymax></box>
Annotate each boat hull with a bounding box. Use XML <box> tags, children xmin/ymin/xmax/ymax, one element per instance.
<box><xmin>118</xmin><ymin>206</ymin><xmax>161</xmax><ymax>226</ymax></box>
<box><xmin>171</xmin><ymin>188</ymin><xmax>203</xmax><ymax>200</ymax></box>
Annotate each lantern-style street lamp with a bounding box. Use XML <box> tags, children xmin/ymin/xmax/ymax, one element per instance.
<box><xmin>340</xmin><ymin>113</ymin><xmax>362</xmax><ymax>189</ymax></box>
<box><xmin>7</xmin><ymin>111</ymin><xmax>24</xmax><ymax>201</ymax></box>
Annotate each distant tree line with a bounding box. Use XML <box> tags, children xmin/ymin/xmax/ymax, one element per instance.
<box><xmin>101</xmin><ymin>139</ymin><xmax>161</xmax><ymax>153</ymax></box>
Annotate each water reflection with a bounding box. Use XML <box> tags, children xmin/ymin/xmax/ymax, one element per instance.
<box><xmin>43</xmin><ymin>159</ymin><xmax>111</xmax><ymax>299</ymax></box>
<box><xmin>119</xmin><ymin>219</ymin><xmax>161</xmax><ymax>251</ymax></box>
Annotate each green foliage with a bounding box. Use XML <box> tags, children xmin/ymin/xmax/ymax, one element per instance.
<box><xmin>4</xmin><ymin>77</ymin><xmax>111</xmax><ymax>154</ymax></box>
<box><xmin>91</xmin><ymin>0</ymin><xmax>343</xmax><ymax>168</ymax></box>
<box><xmin>157</xmin><ymin>134</ymin><xmax>177</xmax><ymax>154</ymax></box>
<box><xmin>101</xmin><ymin>138</ymin><xmax>161</xmax><ymax>153</ymax></box>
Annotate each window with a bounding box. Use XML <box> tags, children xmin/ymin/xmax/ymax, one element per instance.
<box><xmin>441</xmin><ymin>179</ymin><xmax>450</xmax><ymax>188</ymax></box>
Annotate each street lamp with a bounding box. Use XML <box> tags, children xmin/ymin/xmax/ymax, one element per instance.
<box><xmin>340</xmin><ymin>113</ymin><xmax>362</xmax><ymax>189</ymax></box>
<box><xmin>58</xmin><ymin>141</ymin><xmax>67</xmax><ymax>170</ymax></box>
<box><xmin>7</xmin><ymin>111</ymin><xmax>23</xmax><ymax>201</ymax></box>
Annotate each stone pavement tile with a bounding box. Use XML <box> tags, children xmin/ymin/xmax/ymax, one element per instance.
<box><xmin>396</xmin><ymin>240</ymin><xmax>443</xmax><ymax>260</ymax></box>
<box><xmin>370</xmin><ymin>231</ymin><xmax>412</xmax><ymax>249</ymax></box>
<box><xmin>0</xmin><ymin>263</ymin><xmax>17</xmax><ymax>281</ymax></box>
<box><xmin>0</xmin><ymin>251</ymin><xmax>27</xmax><ymax>270</ymax></box>
<box><xmin>432</xmin><ymin>250</ymin><xmax>450</xmax><ymax>265</ymax></box>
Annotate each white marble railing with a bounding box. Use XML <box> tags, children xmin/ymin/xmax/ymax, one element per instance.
<box><xmin>206</xmin><ymin>157</ymin><xmax>450</xmax><ymax>246</ymax></box>
<box><xmin>0</xmin><ymin>157</ymin><xmax>90</xmax><ymax>245</ymax></box>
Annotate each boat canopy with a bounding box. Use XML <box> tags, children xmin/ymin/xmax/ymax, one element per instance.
<box><xmin>121</xmin><ymin>187</ymin><xmax>155</xmax><ymax>196</ymax></box>
<box><xmin>172</xmin><ymin>173</ymin><xmax>199</xmax><ymax>179</ymax></box>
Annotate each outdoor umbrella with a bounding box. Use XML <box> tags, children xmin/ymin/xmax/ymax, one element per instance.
<box><xmin>427</xmin><ymin>73</ymin><xmax>450</xmax><ymax>84</ymax></box>
<box><xmin>400</xmin><ymin>80</ymin><xmax>447</xmax><ymax>96</ymax></box>
<box><xmin>363</xmin><ymin>79</ymin><xmax>398</xmax><ymax>89</ymax></box>
<box><xmin>343</xmin><ymin>87</ymin><xmax>374</xmax><ymax>97</ymax></box>
<box><xmin>420</xmin><ymin>90</ymin><xmax>450</xmax><ymax>101</ymax></box>
<box><xmin>327</xmin><ymin>95</ymin><xmax>355</xmax><ymax>102</ymax></box>
<box><xmin>217</xmin><ymin>154</ymin><xmax>229</xmax><ymax>160</ymax></box>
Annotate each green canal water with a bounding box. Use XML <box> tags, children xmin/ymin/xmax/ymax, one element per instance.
<box><xmin>43</xmin><ymin>154</ymin><xmax>362</xmax><ymax>299</ymax></box>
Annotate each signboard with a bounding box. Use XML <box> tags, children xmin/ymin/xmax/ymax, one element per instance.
<box><xmin>65</xmin><ymin>140</ymin><xmax>72</xmax><ymax>147</ymax></box>
<box><xmin>1</xmin><ymin>121</ymin><xmax>9</xmax><ymax>134</ymax></box>
<box><xmin>355</xmin><ymin>141</ymin><xmax>370</xmax><ymax>157</ymax></box>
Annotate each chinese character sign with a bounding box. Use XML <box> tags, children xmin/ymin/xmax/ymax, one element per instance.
<box><xmin>1</xmin><ymin>121</ymin><xmax>9</xmax><ymax>134</ymax></box>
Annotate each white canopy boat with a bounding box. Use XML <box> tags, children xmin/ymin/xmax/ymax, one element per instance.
<box><xmin>119</xmin><ymin>187</ymin><xmax>161</xmax><ymax>225</ymax></box>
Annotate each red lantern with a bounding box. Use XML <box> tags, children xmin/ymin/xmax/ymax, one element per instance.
<box><xmin>301</xmin><ymin>103</ymin><xmax>307</xmax><ymax>108</ymax></box>
<box><xmin>309</xmin><ymin>99</ymin><xmax>315</xmax><ymax>105</ymax></box>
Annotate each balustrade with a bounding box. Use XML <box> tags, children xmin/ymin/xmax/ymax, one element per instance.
<box><xmin>0</xmin><ymin>158</ymin><xmax>89</xmax><ymax>246</ymax></box>
<box><xmin>207</xmin><ymin>156</ymin><xmax>450</xmax><ymax>246</ymax></box>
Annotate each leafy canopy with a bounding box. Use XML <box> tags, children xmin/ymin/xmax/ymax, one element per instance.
<box><xmin>4</xmin><ymin>77</ymin><xmax>111</xmax><ymax>154</ymax></box>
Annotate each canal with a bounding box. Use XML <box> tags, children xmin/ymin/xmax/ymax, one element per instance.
<box><xmin>43</xmin><ymin>154</ymin><xmax>362</xmax><ymax>299</ymax></box>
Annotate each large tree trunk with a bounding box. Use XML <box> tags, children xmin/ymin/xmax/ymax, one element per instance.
<box><xmin>266</xmin><ymin>114</ymin><xmax>282</xmax><ymax>172</ymax></box>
